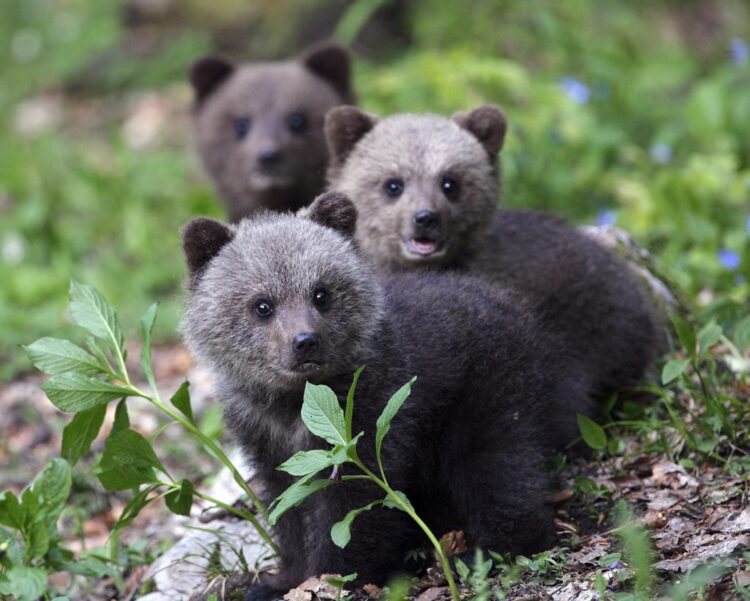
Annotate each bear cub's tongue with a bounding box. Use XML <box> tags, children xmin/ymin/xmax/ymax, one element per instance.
<box><xmin>407</xmin><ymin>238</ymin><xmax>438</xmax><ymax>255</ymax></box>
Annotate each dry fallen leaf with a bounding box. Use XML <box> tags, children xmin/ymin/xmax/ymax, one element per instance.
<box><xmin>415</xmin><ymin>586</ymin><xmax>449</xmax><ymax>601</ymax></box>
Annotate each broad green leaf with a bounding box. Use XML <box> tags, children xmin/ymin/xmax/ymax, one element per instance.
<box><xmin>661</xmin><ymin>358</ymin><xmax>690</xmax><ymax>385</ymax></box>
<box><xmin>382</xmin><ymin>490</ymin><xmax>414</xmax><ymax>513</ymax></box>
<box><xmin>375</xmin><ymin>378</ymin><xmax>416</xmax><ymax>472</ymax></box>
<box><xmin>345</xmin><ymin>366</ymin><xmax>364</xmax><ymax>439</ymax></box>
<box><xmin>62</xmin><ymin>405</ymin><xmax>107</xmax><ymax>465</ymax></box>
<box><xmin>697</xmin><ymin>322</ymin><xmax>722</xmax><ymax>352</ymax></box>
<box><xmin>325</xmin><ymin>573</ymin><xmax>358</xmax><ymax>588</ymax></box>
<box><xmin>139</xmin><ymin>303</ymin><xmax>159</xmax><ymax>393</ymax></box>
<box><xmin>31</xmin><ymin>458</ymin><xmax>72</xmax><ymax>528</ymax></box>
<box><xmin>69</xmin><ymin>281</ymin><xmax>124</xmax><ymax>355</ymax></box>
<box><xmin>42</xmin><ymin>374</ymin><xmax>131</xmax><ymax>412</ymax></box>
<box><xmin>23</xmin><ymin>515</ymin><xmax>49</xmax><ymax>562</ymax></box>
<box><xmin>86</xmin><ymin>336</ymin><xmax>111</xmax><ymax>370</ymax></box>
<box><xmin>733</xmin><ymin>315</ymin><xmax>750</xmax><ymax>353</ymax></box>
<box><xmin>577</xmin><ymin>414</ymin><xmax>607</xmax><ymax>450</ymax></box>
<box><xmin>170</xmin><ymin>381</ymin><xmax>194</xmax><ymax>424</ymax></box>
<box><xmin>24</xmin><ymin>338</ymin><xmax>103</xmax><ymax>376</ymax></box>
<box><xmin>277</xmin><ymin>449</ymin><xmax>334</xmax><ymax>476</ymax></box>
<box><xmin>269</xmin><ymin>476</ymin><xmax>332</xmax><ymax>525</ymax></box>
<box><xmin>165</xmin><ymin>479</ymin><xmax>194</xmax><ymax>516</ymax></box>
<box><xmin>331</xmin><ymin>501</ymin><xmax>380</xmax><ymax>548</ymax></box>
<box><xmin>112</xmin><ymin>399</ymin><xmax>130</xmax><ymax>434</ymax></box>
<box><xmin>60</xmin><ymin>556</ymin><xmax>118</xmax><ymax>578</ymax></box>
<box><xmin>98</xmin><ymin>429</ymin><xmax>166</xmax><ymax>490</ymax></box>
<box><xmin>0</xmin><ymin>565</ymin><xmax>48</xmax><ymax>601</ymax></box>
<box><xmin>455</xmin><ymin>557</ymin><xmax>471</xmax><ymax>581</ymax></box>
<box><xmin>301</xmin><ymin>383</ymin><xmax>347</xmax><ymax>446</ymax></box>
<box><xmin>330</xmin><ymin>432</ymin><xmax>364</xmax><ymax>465</ymax></box>
<box><xmin>0</xmin><ymin>490</ymin><xmax>23</xmax><ymax>529</ymax></box>
<box><xmin>669</xmin><ymin>314</ymin><xmax>696</xmax><ymax>358</ymax></box>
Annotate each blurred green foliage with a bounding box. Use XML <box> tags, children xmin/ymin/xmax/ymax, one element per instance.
<box><xmin>1</xmin><ymin>0</ymin><xmax>749</xmax><ymax>379</ymax></box>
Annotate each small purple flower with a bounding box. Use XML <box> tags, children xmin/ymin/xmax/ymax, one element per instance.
<box><xmin>608</xmin><ymin>560</ymin><xmax>622</xmax><ymax>570</ymax></box>
<box><xmin>559</xmin><ymin>77</ymin><xmax>590</xmax><ymax>105</ymax></box>
<box><xmin>718</xmin><ymin>249</ymin><xmax>741</xmax><ymax>270</ymax></box>
<box><xmin>649</xmin><ymin>143</ymin><xmax>673</xmax><ymax>164</ymax></box>
<box><xmin>730</xmin><ymin>37</ymin><xmax>749</xmax><ymax>65</ymax></box>
<box><xmin>596</xmin><ymin>210</ymin><xmax>617</xmax><ymax>226</ymax></box>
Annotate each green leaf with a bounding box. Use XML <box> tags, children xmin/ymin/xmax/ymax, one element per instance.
<box><xmin>661</xmin><ymin>358</ymin><xmax>690</xmax><ymax>385</ymax></box>
<box><xmin>114</xmin><ymin>485</ymin><xmax>157</xmax><ymax>530</ymax></box>
<box><xmin>301</xmin><ymin>383</ymin><xmax>347</xmax><ymax>446</ymax></box>
<box><xmin>697</xmin><ymin>322</ymin><xmax>722</xmax><ymax>353</ymax></box>
<box><xmin>69</xmin><ymin>281</ymin><xmax>124</xmax><ymax>355</ymax></box>
<box><xmin>98</xmin><ymin>429</ymin><xmax>166</xmax><ymax>490</ymax></box>
<box><xmin>112</xmin><ymin>399</ymin><xmax>130</xmax><ymax>434</ymax></box>
<box><xmin>325</xmin><ymin>573</ymin><xmax>358</xmax><ymax>588</ymax></box>
<box><xmin>330</xmin><ymin>432</ymin><xmax>364</xmax><ymax>465</ymax></box>
<box><xmin>577</xmin><ymin>414</ymin><xmax>607</xmax><ymax>450</ymax></box>
<box><xmin>165</xmin><ymin>479</ymin><xmax>194</xmax><ymax>516</ymax></box>
<box><xmin>345</xmin><ymin>366</ymin><xmax>364</xmax><ymax>439</ymax></box>
<box><xmin>331</xmin><ymin>501</ymin><xmax>380</xmax><ymax>548</ymax></box>
<box><xmin>140</xmin><ymin>303</ymin><xmax>159</xmax><ymax>392</ymax></box>
<box><xmin>23</xmin><ymin>515</ymin><xmax>49</xmax><ymax>562</ymax></box>
<box><xmin>24</xmin><ymin>337</ymin><xmax>104</xmax><ymax>376</ymax></box>
<box><xmin>0</xmin><ymin>565</ymin><xmax>48</xmax><ymax>601</ymax></box>
<box><xmin>62</xmin><ymin>405</ymin><xmax>107</xmax><ymax>465</ymax></box>
<box><xmin>268</xmin><ymin>476</ymin><xmax>332</xmax><ymax>525</ymax></box>
<box><xmin>669</xmin><ymin>314</ymin><xmax>696</xmax><ymax>357</ymax></box>
<box><xmin>383</xmin><ymin>490</ymin><xmax>414</xmax><ymax>513</ymax></box>
<box><xmin>170</xmin><ymin>381</ymin><xmax>194</xmax><ymax>424</ymax></box>
<box><xmin>733</xmin><ymin>315</ymin><xmax>750</xmax><ymax>354</ymax></box>
<box><xmin>375</xmin><ymin>378</ymin><xmax>416</xmax><ymax>472</ymax></box>
<box><xmin>61</xmin><ymin>557</ymin><xmax>117</xmax><ymax>579</ymax></box>
<box><xmin>86</xmin><ymin>336</ymin><xmax>111</xmax><ymax>370</ymax></box>
<box><xmin>0</xmin><ymin>490</ymin><xmax>23</xmax><ymax>530</ymax></box>
<box><xmin>277</xmin><ymin>449</ymin><xmax>334</xmax><ymax>477</ymax></box>
<box><xmin>42</xmin><ymin>374</ymin><xmax>132</xmax><ymax>412</ymax></box>
<box><xmin>31</xmin><ymin>458</ymin><xmax>72</xmax><ymax>528</ymax></box>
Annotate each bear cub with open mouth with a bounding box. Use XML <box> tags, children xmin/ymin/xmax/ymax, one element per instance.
<box><xmin>181</xmin><ymin>192</ymin><xmax>597</xmax><ymax>601</ymax></box>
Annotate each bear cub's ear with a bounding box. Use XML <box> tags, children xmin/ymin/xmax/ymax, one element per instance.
<box><xmin>325</xmin><ymin>106</ymin><xmax>379</xmax><ymax>165</ymax></box>
<box><xmin>302</xmin><ymin>192</ymin><xmax>357</xmax><ymax>238</ymax></box>
<box><xmin>452</xmin><ymin>104</ymin><xmax>507</xmax><ymax>157</ymax></box>
<box><xmin>181</xmin><ymin>218</ymin><xmax>235</xmax><ymax>285</ymax></box>
<box><xmin>189</xmin><ymin>56</ymin><xmax>235</xmax><ymax>106</ymax></box>
<box><xmin>300</xmin><ymin>41</ymin><xmax>354</xmax><ymax>102</ymax></box>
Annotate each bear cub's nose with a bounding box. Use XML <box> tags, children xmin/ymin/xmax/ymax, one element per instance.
<box><xmin>258</xmin><ymin>149</ymin><xmax>282</xmax><ymax>167</ymax></box>
<box><xmin>292</xmin><ymin>332</ymin><xmax>320</xmax><ymax>356</ymax></box>
<box><xmin>413</xmin><ymin>210</ymin><xmax>439</xmax><ymax>229</ymax></box>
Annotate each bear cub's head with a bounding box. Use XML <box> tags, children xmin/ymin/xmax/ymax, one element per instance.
<box><xmin>190</xmin><ymin>42</ymin><xmax>354</xmax><ymax>220</ymax></box>
<box><xmin>181</xmin><ymin>192</ymin><xmax>381</xmax><ymax>395</ymax></box>
<box><xmin>325</xmin><ymin>105</ymin><xmax>506</xmax><ymax>270</ymax></box>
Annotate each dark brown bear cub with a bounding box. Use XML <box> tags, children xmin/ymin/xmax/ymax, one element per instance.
<box><xmin>181</xmin><ymin>193</ymin><xmax>597</xmax><ymax>601</ymax></box>
<box><xmin>325</xmin><ymin>106</ymin><xmax>661</xmax><ymax>401</ymax></box>
<box><xmin>190</xmin><ymin>42</ymin><xmax>353</xmax><ymax>221</ymax></box>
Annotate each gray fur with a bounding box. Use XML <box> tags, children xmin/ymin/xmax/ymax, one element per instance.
<box><xmin>191</xmin><ymin>43</ymin><xmax>353</xmax><ymax>221</ymax></box>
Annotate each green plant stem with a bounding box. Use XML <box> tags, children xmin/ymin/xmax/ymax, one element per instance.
<box><xmin>126</xmin><ymin>384</ymin><xmax>280</xmax><ymax>555</ymax></box>
<box><xmin>352</xmin><ymin>459</ymin><xmax>460</xmax><ymax>601</ymax></box>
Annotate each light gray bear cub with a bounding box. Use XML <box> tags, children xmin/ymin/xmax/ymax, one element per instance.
<box><xmin>181</xmin><ymin>192</ymin><xmax>597</xmax><ymax>601</ymax></box>
<box><xmin>325</xmin><ymin>106</ymin><xmax>661</xmax><ymax>400</ymax></box>
<box><xmin>190</xmin><ymin>42</ymin><xmax>354</xmax><ymax>221</ymax></box>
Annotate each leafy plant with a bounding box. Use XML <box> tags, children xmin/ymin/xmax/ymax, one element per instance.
<box><xmin>23</xmin><ymin>282</ymin><xmax>280</xmax><ymax>560</ymax></box>
<box><xmin>268</xmin><ymin>370</ymin><xmax>461</xmax><ymax>601</ymax></box>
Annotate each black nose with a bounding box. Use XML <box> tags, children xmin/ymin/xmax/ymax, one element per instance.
<box><xmin>258</xmin><ymin>149</ymin><xmax>282</xmax><ymax>166</ymax></box>
<box><xmin>292</xmin><ymin>332</ymin><xmax>320</xmax><ymax>356</ymax></box>
<box><xmin>413</xmin><ymin>210</ymin><xmax>439</xmax><ymax>229</ymax></box>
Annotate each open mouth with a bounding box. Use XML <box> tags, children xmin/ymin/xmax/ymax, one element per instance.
<box><xmin>404</xmin><ymin>237</ymin><xmax>443</xmax><ymax>257</ymax></box>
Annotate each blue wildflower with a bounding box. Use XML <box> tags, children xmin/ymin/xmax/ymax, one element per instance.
<box><xmin>608</xmin><ymin>560</ymin><xmax>622</xmax><ymax>570</ymax></box>
<box><xmin>596</xmin><ymin>210</ymin><xmax>617</xmax><ymax>226</ymax></box>
<box><xmin>730</xmin><ymin>37</ymin><xmax>749</xmax><ymax>65</ymax></box>
<box><xmin>559</xmin><ymin>77</ymin><xmax>590</xmax><ymax>105</ymax></box>
<box><xmin>649</xmin><ymin>143</ymin><xmax>673</xmax><ymax>164</ymax></box>
<box><xmin>718</xmin><ymin>249</ymin><xmax>741</xmax><ymax>270</ymax></box>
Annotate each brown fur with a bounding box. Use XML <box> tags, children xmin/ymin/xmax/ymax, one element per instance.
<box><xmin>190</xmin><ymin>42</ymin><xmax>353</xmax><ymax>221</ymax></box>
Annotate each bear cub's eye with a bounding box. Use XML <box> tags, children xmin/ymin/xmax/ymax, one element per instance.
<box><xmin>441</xmin><ymin>176</ymin><xmax>460</xmax><ymax>200</ymax></box>
<box><xmin>254</xmin><ymin>299</ymin><xmax>273</xmax><ymax>318</ymax></box>
<box><xmin>383</xmin><ymin>178</ymin><xmax>404</xmax><ymax>198</ymax></box>
<box><xmin>287</xmin><ymin>112</ymin><xmax>308</xmax><ymax>134</ymax></box>
<box><xmin>234</xmin><ymin>117</ymin><xmax>251</xmax><ymax>140</ymax></box>
<box><xmin>312</xmin><ymin>287</ymin><xmax>331</xmax><ymax>311</ymax></box>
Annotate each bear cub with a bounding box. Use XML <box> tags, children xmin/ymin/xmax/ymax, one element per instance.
<box><xmin>181</xmin><ymin>192</ymin><xmax>597</xmax><ymax>601</ymax></box>
<box><xmin>190</xmin><ymin>42</ymin><xmax>354</xmax><ymax>221</ymax></box>
<box><xmin>325</xmin><ymin>106</ymin><xmax>661</xmax><ymax>400</ymax></box>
